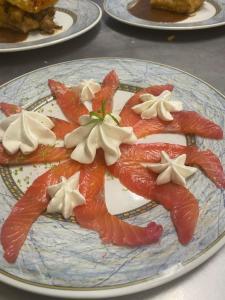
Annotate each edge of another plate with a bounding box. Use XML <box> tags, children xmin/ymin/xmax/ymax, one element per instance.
<box><xmin>103</xmin><ymin>0</ymin><xmax>225</xmax><ymax>30</ymax></box>
<box><xmin>0</xmin><ymin>0</ymin><xmax>102</xmax><ymax>53</ymax></box>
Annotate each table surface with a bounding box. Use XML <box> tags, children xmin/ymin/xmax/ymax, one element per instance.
<box><xmin>1</xmin><ymin>1</ymin><xmax>225</xmax><ymax>299</ymax></box>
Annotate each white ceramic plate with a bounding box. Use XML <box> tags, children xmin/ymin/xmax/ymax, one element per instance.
<box><xmin>0</xmin><ymin>0</ymin><xmax>102</xmax><ymax>52</ymax></box>
<box><xmin>0</xmin><ymin>58</ymin><xmax>225</xmax><ymax>299</ymax></box>
<box><xmin>104</xmin><ymin>0</ymin><xmax>225</xmax><ymax>30</ymax></box>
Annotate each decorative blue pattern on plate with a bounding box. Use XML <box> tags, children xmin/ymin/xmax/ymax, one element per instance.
<box><xmin>0</xmin><ymin>0</ymin><xmax>102</xmax><ymax>52</ymax></box>
<box><xmin>104</xmin><ymin>0</ymin><xmax>225</xmax><ymax>30</ymax></box>
<box><xmin>0</xmin><ymin>58</ymin><xmax>225</xmax><ymax>298</ymax></box>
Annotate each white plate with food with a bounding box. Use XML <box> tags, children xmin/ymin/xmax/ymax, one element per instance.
<box><xmin>104</xmin><ymin>0</ymin><xmax>225</xmax><ymax>30</ymax></box>
<box><xmin>0</xmin><ymin>57</ymin><xmax>225</xmax><ymax>299</ymax></box>
<box><xmin>0</xmin><ymin>0</ymin><xmax>102</xmax><ymax>52</ymax></box>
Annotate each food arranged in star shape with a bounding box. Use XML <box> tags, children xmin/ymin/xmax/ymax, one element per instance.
<box><xmin>0</xmin><ymin>70</ymin><xmax>224</xmax><ymax>264</ymax></box>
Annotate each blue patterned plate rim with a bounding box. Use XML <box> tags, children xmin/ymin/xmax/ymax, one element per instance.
<box><xmin>0</xmin><ymin>57</ymin><xmax>225</xmax><ymax>299</ymax></box>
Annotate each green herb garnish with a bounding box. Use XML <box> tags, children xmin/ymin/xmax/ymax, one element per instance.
<box><xmin>85</xmin><ymin>100</ymin><xmax>119</xmax><ymax>126</ymax></box>
<box><xmin>108</xmin><ymin>113</ymin><xmax>120</xmax><ymax>125</ymax></box>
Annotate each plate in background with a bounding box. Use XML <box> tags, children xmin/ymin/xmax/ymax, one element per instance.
<box><xmin>0</xmin><ymin>0</ymin><xmax>102</xmax><ymax>52</ymax></box>
<box><xmin>104</xmin><ymin>0</ymin><xmax>225</xmax><ymax>30</ymax></box>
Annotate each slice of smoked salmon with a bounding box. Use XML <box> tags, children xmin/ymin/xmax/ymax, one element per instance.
<box><xmin>75</xmin><ymin>153</ymin><xmax>163</xmax><ymax>246</ymax></box>
<box><xmin>119</xmin><ymin>143</ymin><xmax>225</xmax><ymax>188</ymax></box>
<box><xmin>0</xmin><ymin>145</ymin><xmax>72</xmax><ymax>165</ymax></box>
<box><xmin>109</xmin><ymin>160</ymin><xmax>199</xmax><ymax>244</ymax></box>
<box><xmin>92</xmin><ymin>70</ymin><xmax>119</xmax><ymax>113</ymax></box>
<box><xmin>120</xmin><ymin>143</ymin><xmax>189</xmax><ymax>162</ymax></box>
<box><xmin>78</xmin><ymin>151</ymin><xmax>106</xmax><ymax>203</ymax></box>
<box><xmin>120</xmin><ymin>85</ymin><xmax>174</xmax><ymax>127</ymax></box>
<box><xmin>51</xmin><ymin>117</ymin><xmax>77</xmax><ymax>139</ymax></box>
<box><xmin>75</xmin><ymin>152</ymin><xmax>105</xmax><ymax>227</ymax></box>
<box><xmin>108</xmin><ymin>160</ymin><xmax>157</xmax><ymax>199</ymax></box>
<box><xmin>48</xmin><ymin>79</ymin><xmax>89</xmax><ymax>124</ymax></box>
<box><xmin>0</xmin><ymin>102</ymin><xmax>76</xmax><ymax>139</ymax></box>
<box><xmin>134</xmin><ymin>111</ymin><xmax>223</xmax><ymax>139</ymax></box>
<box><xmin>151</xmin><ymin>184</ymin><xmax>199</xmax><ymax>245</ymax></box>
<box><xmin>1</xmin><ymin>159</ymin><xmax>80</xmax><ymax>263</ymax></box>
<box><xmin>186</xmin><ymin>149</ymin><xmax>225</xmax><ymax>189</ymax></box>
<box><xmin>76</xmin><ymin>190</ymin><xmax>163</xmax><ymax>246</ymax></box>
<box><xmin>0</xmin><ymin>102</ymin><xmax>21</xmax><ymax>116</ymax></box>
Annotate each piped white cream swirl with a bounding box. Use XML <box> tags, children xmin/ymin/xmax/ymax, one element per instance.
<box><xmin>146</xmin><ymin>151</ymin><xmax>197</xmax><ymax>187</ymax></box>
<box><xmin>77</xmin><ymin>79</ymin><xmax>101</xmax><ymax>102</ymax></box>
<box><xmin>47</xmin><ymin>173</ymin><xmax>85</xmax><ymax>219</ymax></box>
<box><xmin>132</xmin><ymin>90</ymin><xmax>183</xmax><ymax>121</ymax></box>
<box><xmin>64</xmin><ymin>114</ymin><xmax>137</xmax><ymax>165</ymax></box>
<box><xmin>0</xmin><ymin>110</ymin><xmax>56</xmax><ymax>155</ymax></box>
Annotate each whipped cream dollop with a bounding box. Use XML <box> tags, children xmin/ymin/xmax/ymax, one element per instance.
<box><xmin>64</xmin><ymin>114</ymin><xmax>137</xmax><ymax>165</ymax></box>
<box><xmin>47</xmin><ymin>174</ymin><xmax>85</xmax><ymax>219</ymax></box>
<box><xmin>77</xmin><ymin>79</ymin><xmax>101</xmax><ymax>102</ymax></box>
<box><xmin>132</xmin><ymin>90</ymin><xmax>183</xmax><ymax>121</ymax></box>
<box><xmin>0</xmin><ymin>110</ymin><xmax>56</xmax><ymax>155</ymax></box>
<box><xmin>146</xmin><ymin>151</ymin><xmax>197</xmax><ymax>186</ymax></box>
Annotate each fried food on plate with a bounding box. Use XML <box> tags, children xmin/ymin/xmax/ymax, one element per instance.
<box><xmin>0</xmin><ymin>0</ymin><xmax>61</xmax><ymax>34</ymax></box>
<box><xmin>150</xmin><ymin>0</ymin><xmax>204</xmax><ymax>14</ymax></box>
